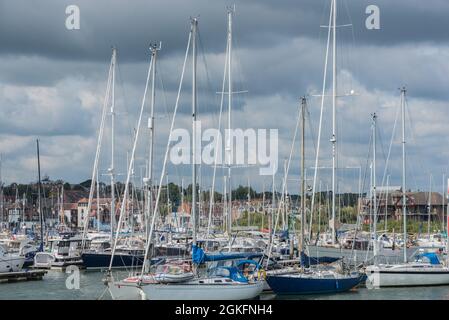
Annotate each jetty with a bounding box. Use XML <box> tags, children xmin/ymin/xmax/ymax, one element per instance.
<box><xmin>0</xmin><ymin>269</ymin><xmax>47</xmax><ymax>283</ymax></box>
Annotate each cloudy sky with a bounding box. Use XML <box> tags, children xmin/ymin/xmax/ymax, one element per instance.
<box><xmin>0</xmin><ymin>0</ymin><xmax>448</xmax><ymax>196</ymax></box>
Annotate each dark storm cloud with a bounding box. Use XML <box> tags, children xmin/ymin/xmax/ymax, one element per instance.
<box><xmin>1</xmin><ymin>0</ymin><xmax>449</xmax><ymax>63</ymax></box>
<box><xmin>0</xmin><ymin>0</ymin><xmax>449</xmax><ymax>192</ymax></box>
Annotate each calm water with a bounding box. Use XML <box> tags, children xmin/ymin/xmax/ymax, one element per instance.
<box><xmin>1</xmin><ymin>270</ymin><xmax>449</xmax><ymax>300</ymax></box>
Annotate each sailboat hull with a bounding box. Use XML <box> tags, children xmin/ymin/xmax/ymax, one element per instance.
<box><xmin>82</xmin><ymin>252</ymin><xmax>146</xmax><ymax>270</ymax></box>
<box><xmin>140</xmin><ymin>281</ymin><xmax>264</xmax><ymax>300</ymax></box>
<box><xmin>266</xmin><ymin>273</ymin><xmax>363</xmax><ymax>295</ymax></box>
<box><xmin>366</xmin><ymin>265</ymin><xmax>449</xmax><ymax>288</ymax></box>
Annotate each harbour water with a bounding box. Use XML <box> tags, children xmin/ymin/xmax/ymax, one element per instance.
<box><xmin>2</xmin><ymin>270</ymin><xmax>449</xmax><ymax>300</ymax></box>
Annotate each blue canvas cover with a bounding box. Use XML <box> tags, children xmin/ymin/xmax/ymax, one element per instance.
<box><xmin>191</xmin><ymin>244</ymin><xmax>262</xmax><ymax>264</ymax></box>
<box><xmin>416</xmin><ymin>252</ymin><xmax>441</xmax><ymax>265</ymax></box>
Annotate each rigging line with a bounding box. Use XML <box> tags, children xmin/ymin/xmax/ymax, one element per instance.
<box><xmin>158</xmin><ymin>57</ymin><xmax>184</xmax><ymax>201</ymax></box>
<box><xmin>197</xmin><ymin>28</ymin><xmax>220</xmax><ymax>118</ymax></box>
<box><xmin>139</xmin><ymin>27</ymin><xmax>192</xmax><ymax>282</ymax></box>
<box><xmin>81</xmin><ymin>55</ymin><xmax>113</xmax><ymax>247</ymax></box>
<box><xmin>405</xmin><ymin>95</ymin><xmax>426</xmax><ymax>190</ymax></box>
<box><xmin>309</xmin><ymin>0</ymin><xmax>333</xmax><ymax>243</ymax></box>
<box><xmin>116</xmin><ymin>57</ymin><xmax>135</xmax><ymax>145</ymax></box>
<box><xmin>317</xmin><ymin>0</ymin><xmax>331</xmax><ymax>46</ymax></box>
<box><xmin>109</xmin><ymin>47</ymin><xmax>154</xmax><ymax>272</ymax></box>
<box><xmin>376</xmin><ymin>118</ymin><xmax>388</xmax><ymax>167</ymax></box>
<box><xmin>206</xmin><ymin>31</ymin><xmax>228</xmax><ymax>244</ymax></box>
<box><xmin>343</xmin><ymin>0</ymin><xmax>357</xmax><ymax>78</ymax></box>
<box><xmin>402</xmin><ymin>93</ymin><xmax>423</xmax><ymax>191</ymax></box>
<box><xmin>265</xmin><ymin>102</ymin><xmax>302</xmax><ymax>267</ymax></box>
<box><xmin>406</xmin><ymin>150</ymin><xmax>419</xmax><ymax>192</ymax></box>
<box><xmin>197</xmin><ymin>27</ymin><xmax>221</xmax><ymax>195</ymax></box>
<box><xmin>361</xmin><ymin>127</ymin><xmax>373</xmax><ymax>209</ymax></box>
<box><xmin>229</xmin><ymin>14</ymin><xmax>245</xmax><ymax>97</ymax></box>
<box><xmin>306</xmin><ymin>107</ymin><xmax>318</xmax><ymax>161</ymax></box>
<box><xmin>380</xmin><ymin>94</ymin><xmax>401</xmax><ymax>190</ymax></box>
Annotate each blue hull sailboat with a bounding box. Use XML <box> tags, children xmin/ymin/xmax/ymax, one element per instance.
<box><xmin>266</xmin><ymin>271</ymin><xmax>363</xmax><ymax>295</ymax></box>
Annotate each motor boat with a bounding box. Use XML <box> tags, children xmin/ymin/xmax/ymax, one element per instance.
<box><xmin>0</xmin><ymin>244</ymin><xmax>25</xmax><ymax>273</ymax></box>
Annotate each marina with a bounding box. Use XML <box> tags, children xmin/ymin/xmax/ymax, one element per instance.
<box><xmin>0</xmin><ymin>0</ymin><xmax>449</xmax><ymax>305</ymax></box>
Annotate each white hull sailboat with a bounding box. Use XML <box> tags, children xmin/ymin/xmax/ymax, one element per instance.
<box><xmin>107</xmin><ymin>274</ymin><xmax>264</xmax><ymax>300</ymax></box>
<box><xmin>139</xmin><ymin>279</ymin><xmax>264</xmax><ymax>300</ymax></box>
<box><xmin>366</xmin><ymin>263</ymin><xmax>449</xmax><ymax>288</ymax></box>
<box><xmin>366</xmin><ymin>88</ymin><xmax>449</xmax><ymax>288</ymax></box>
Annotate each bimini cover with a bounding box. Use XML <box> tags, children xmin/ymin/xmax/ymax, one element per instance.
<box><xmin>416</xmin><ymin>252</ymin><xmax>441</xmax><ymax>265</ymax></box>
<box><xmin>191</xmin><ymin>244</ymin><xmax>261</xmax><ymax>265</ymax></box>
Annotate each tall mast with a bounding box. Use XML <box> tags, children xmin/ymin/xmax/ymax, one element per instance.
<box><xmin>36</xmin><ymin>139</ymin><xmax>44</xmax><ymax>252</ymax></box>
<box><xmin>60</xmin><ymin>184</ymin><xmax>64</xmax><ymax>225</ymax></box>
<box><xmin>223</xmin><ymin>175</ymin><xmax>228</xmax><ymax>233</ymax></box>
<box><xmin>372</xmin><ymin>113</ymin><xmax>378</xmax><ymax>256</ymax></box>
<box><xmin>262</xmin><ymin>181</ymin><xmax>265</xmax><ymax>230</ymax></box>
<box><xmin>270</xmin><ymin>173</ymin><xmax>275</xmax><ymax>244</ymax></box>
<box><xmin>166</xmin><ymin>172</ymin><xmax>170</xmax><ymax>218</ymax></box>
<box><xmin>96</xmin><ymin>170</ymin><xmax>100</xmax><ymax>232</ymax></box>
<box><xmin>22</xmin><ymin>192</ymin><xmax>26</xmax><ymax>232</ymax></box>
<box><xmin>0</xmin><ymin>155</ymin><xmax>3</xmax><ymax>224</ymax></box>
<box><xmin>446</xmin><ymin>176</ymin><xmax>449</xmax><ymax>265</ymax></box>
<box><xmin>14</xmin><ymin>185</ymin><xmax>19</xmax><ymax>227</ymax></box>
<box><xmin>109</xmin><ymin>47</ymin><xmax>117</xmax><ymax>241</ymax></box>
<box><xmin>401</xmin><ymin>87</ymin><xmax>407</xmax><ymax>263</ymax></box>
<box><xmin>247</xmin><ymin>177</ymin><xmax>250</xmax><ymax>226</ymax></box>
<box><xmin>226</xmin><ymin>7</ymin><xmax>234</xmax><ymax>244</ymax></box>
<box><xmin>300</xmin><ymin>96</ymin><xmax>306</xmax><ymax>269</ymax></box>
<box><xmin>442</xmin><ymin>174</ymin><xmax>445</xmax><ymax>234</ymax></box>
<box><xmin>427</xmin><ymin>174</ymin><xmax>432</xmax><ymax>237</ymax></box>
<box><xmin>385</xmin><ymin>175</ymin><xmax>390</xmax><ymax>230</ymax></box>
<box><xmin>191</xmin><ymin>18</ymin><xmax>198</xmax><ymax>246</ymax></box>
<box><xmin>145</xmin><ymin>43</ymin><xmax>159</xmax><ymax>240</ymax></box>
<box><xmin>181</xmin><ymin>178</ymin><xmax>184</xmax><ymax>214</ymax></box>
<box><xmin>330</xmin><ymin>0</ymin><xmax>338</xmax><ymax>245</ymax></box>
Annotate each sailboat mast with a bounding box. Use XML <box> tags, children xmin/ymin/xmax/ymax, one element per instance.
<box><xmin>401</xmin><ymin>87</ymin><xmax>407</xmax><ymax>263</ymax></box>
<box><xmin>223</xmin><ymin>175</ymin><xmax>228</xmax><ymax>233</ymax></box>
<box><xmin>22</xmin><ymin>192</ymin><xmax>26</xmax><ymax>231</ymax></box>
<box><xmin>191</xmin><ymin>18</ymin><xmax>198</xmax><ymax>246</ymax></box>
<box><xmin>60</xmin><ymin>184</ymin><xmax>64</xmax><ymax>225</ymax></box>
<box><xmin>331</xmin><ymin>0</ymin><xmax>337</xmax><ymax>245</ymax></box>
<box><xmin>36</xmin><ymin>139</ymin><xmax>44</xmax><ymax>252</ymax></box>
<box><xmin>427</xmin><ymin>174</ymin><xmax>432</xmax><ymax>237</ymax></box>
<box><xmin>146</xmin><ymin>43</ymin><xmax>159</xmax><ymax>240</ymax></box>
<box><xmin>110</xmin><ymin>47</ymin><xmax>117</xmax><ymax>241</ymax></box>
<box><xmin>372</xmin><ymin>113</ymin><xmax>378</xmax><ymax>256</ymax></box>
<box><xmin>442</xmin><ymin>174</ymin><xmax>445</xmax><ymax>234</ymax></box>
<box><xmin>385</xmin><ymin>175</ymin><xmax>389</xmax><ymax>230</ymax></box>
<box><xmin>446</xmin><ymin>176</ymin><xmax>449</xmax><ymax>265</ymax></box>
<box><xmin>247</xmin><ymin>177</ymin><xmax>250</xmax><ymax>226</ymax></box>
<box><xmin>300</xmin><ymin>96</ymin><xmax>306</xmax><ymax>267</ymax></box>
<box><xmin>262</xmin><ymin>181</ymin><xmax>265</xmax><ymax>230</ymax></box>
<box><xmin>0</xmin><ymin>155</ymin><xmax>3</xmax><ymax>224</ymax></box>
<box><xmin>226</xmin><ymin>7</ymin><xmax>233</xmax><ymax>243</ymax></box>
<box><xmin>271</xmin><ymin>173</ymin><xmax>275</xmax><ymax>243</ymax></box>
<box><xmin>96</xmin><ymin>170</ymin><xmax>100</xmax><ymax>232</ymax></box>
